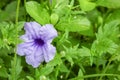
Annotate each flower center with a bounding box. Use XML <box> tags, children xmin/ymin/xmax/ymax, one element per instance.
<box><xmin>34</xmin><ymin>38</ymin><xmax>44</xmax><ymax>46</ymax></box>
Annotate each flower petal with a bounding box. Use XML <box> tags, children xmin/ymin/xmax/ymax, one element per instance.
<box><xmin>20</xmin><ymin>34</ymin><xmax>33</xmax><ymax>41</ymax></box>
<box><xmin>40</xmin><ymin>24</ymin><xmax>57</xmax><ymax>42</ymax></box>
<box><xmin>25</xmin><ymin>55</ymin><xmax>41</xmax><ymax>68</ymax></box>
<box><xmin>17</xmin><ymin>41</ymin><xmax>34</xmax><ymax>56</ymax></box>
<box><xmin>24</xmin><ymin>22</ymin><xmax>42</xmax><ymax>39</ymax></box>
<box><xmin>42</xmin><ymin>44</ymin><xmax>56</xmax><ymax>62</ymax></box>
<box><xmin>25</xmin><ymin>46</ymin><xmax>44</xmax><ymax>68</ymax></box>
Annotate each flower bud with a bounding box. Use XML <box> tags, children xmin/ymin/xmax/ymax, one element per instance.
<box><xmin>60</xmin><ymin>51</ymin><xmax>66</xmax><ymax>57</ymax></box>
<box><xmin>39</xmin><ymin>75</ymin><xmax>47</xmax><ymax>80</ymax></box>
<box><xmin>50</xmin><ymin>13</ymin><xmax>59</xmax><ymax>25</ymax></box>
<box><xmin>98</xmin><ymin>16</ymin><xmax>103</xmax><ymax>25</ymax></box>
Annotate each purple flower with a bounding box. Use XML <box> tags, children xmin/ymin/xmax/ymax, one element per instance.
<box><xmin>17</xmin><ymin>22</ymin><xmax>57</xmax><ymax>68</ymax></box>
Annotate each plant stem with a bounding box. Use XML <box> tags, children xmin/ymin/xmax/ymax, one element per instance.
<box><xmin>70</xmin><ymin>73</ymin><xmax>120</xmax><ymax>80</ymax></box>
<box><xmin>99</xmin><ymin>59</ymin><xmax>112</xmax><ymax>80</ymax></box>
<box><xmin>12</xmin><ymin>0</ymin><xmax>20</xmax><ymax>80</ymax></box>
<box><xmin>24</xmin><ymin>0</ymin><xmax>26</xmax><ymax>21</ymax></box>
<box><xmin>15</xmin><ymin>0</ymin><xmax>20</xmax><ymax>25</ymax></box>
<box><xmin>98</xmin><ymin>52</ymin><xmax>118</xmax><ymax>80</ymax></box>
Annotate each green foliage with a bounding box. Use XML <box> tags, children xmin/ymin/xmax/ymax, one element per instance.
<box><xmin>25</xmin><ymin>1</ymin><xmax>50</xmax><ymax>25</ymax></box>
<box><xmin>0</xmin><ymin>67</ymin><xmax>8</xmax><ymax>78</ymax></box>
<box><xmin>56</xmin><ymin>16</ymin><xmax>91</xmax><ymax>32</ymax></box>
<box><xmin>97</xmin><ymin>0</ymin><xmax>120</xmax><ymax>8</ymax></box>
<box><xmin>0</xmin><ymin>1</ymin><xmax>25</xmax><ymax>21</ymax></box>
<box><xmin>78</xmin><ymin>0</ymin><xmax>96</xmax><ymax>11</ymax></box>
<box><xmin>106</xmin><ymin>9</ymin><xmax>120</xmax><ymax>22</ymax></box>
<box><xmin>9</xmin><ymin>58</ymin><xmax>22</xmax><ymax>80</ymax></box>
<box><xmin>91</xmin><ymin>20</ymin><xmax>120</xmax><ymax>56</ymax></box>
<box><xmin>0</xmin><ymin>22</ymin><xmax>24</xmax><ymax>49</ymax></box>
<box><xmin>52</xmin><ymin>0</ymin><xmax>70</xmax><ymax>17</ymax></box>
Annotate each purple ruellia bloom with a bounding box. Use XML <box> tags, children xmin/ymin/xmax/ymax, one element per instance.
<box><xmin>17</xmin><ymin>22</ymin><xmax>57</xmax><ymax>68</ymax></box>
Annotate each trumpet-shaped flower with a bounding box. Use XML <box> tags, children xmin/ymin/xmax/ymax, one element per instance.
<box><xmin>17</xmin><ymin>22</ymin><xmax>57</xmax><ymax>68</ymax></box>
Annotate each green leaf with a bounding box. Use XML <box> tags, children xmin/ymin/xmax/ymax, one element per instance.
<box><xmin>78</xmin><ymin>69</ymin><xmax>84</xmax><ymax>80</ymax></box>
<box><xmin>66</xmin><ymin>55</ymin><xmax>74</xmax><ymax>66</ymax></box>
<box><xmin>79</xmin><ymin>47</ymin><xmax>91</xmax><ymax>57</ymax></box>
<box><xmin>56</xmin><ymin>16</ymin><xmax>91</xmax><ymax>32</ymax></box>
<box><xmin>53</xmin><ymin>0</ymin><xmax>69</xmax><ymax>17</ymax></box>
<box><xmin>47</xmin><ymin>54</ymin><xmax>62</xmax><ymax>66</ymax></box>
<box><xmin>0</xmin><ymin>10</ymin><xmax>9</xmax><ymax>21</ymax></box>
<box><xmin>0</xmin><ymin>58</ymin><xmax>4</xmax><ymax>65</ymax></box>
<box><xmin>0</xmin><ymin>67</ymin><xmax>8</xmax><ymax>78</ymax></box>
<box><xmin>97</xmin><ymin>20</ymin><xmax>120</xmax><ymax>42</ymax></box>
<box><xmin>39</xmin><ymin>65</ymin><xmax>54</xmax><ymax>76</ymax></box>
<box><xmin>26</xmin><ymin>76</ymin><xmax>34</xmax><ymax>80</ymax></box>
<box><xmin>106</xmin><ymin>9</ymin><xmax>120</xmax><ymax>22</ymax></box>
<box><xmin>78</xmin><ymin>0</ymin><xmax>96</xmax><ymax>11</ymax></box>
<box><xmin>91</xmin><ymin>20</ymin><xmax>120</xmax><ymax>56</ymax></box>
<box><xmin>86</xmin><ymin>9</ymin><xmax>101</xmax><ymax>24</ymax></box>
<box><xmin>5</xmin><ymin>1</ymin><xmax>17</xmax><ymax>15</ymax></box>
<box><xmin>59</xmin><ymin>64</ymin><xmax>69</xmax><ymax>72</ymax></box>
<box><xmin>97</xmin><ymin>0</ymin><xmax>120</xmax><ymax>8</ymax></box>
<box><xmin>92</xmin><ymin>39</ymin><xmax>118</xmax><ymax>56</ymax></box>
<box><xmin>0</xmin><ymin>22</ymin><xmax>20</xmax><ymax>47</ymax></box>
<box><xmin>0</xmin><ymin>1</ymin><xmax>25</xmax><ymax>21</ymax></box>
<box><xmin>0</xmin><ymin>1</ymin><xmax>16</xmax><ymax>21</ymax></box>
<box><xmin>78</xmin><ymin>27</ymin><xmax>94</xmax><ymax>36</ymax></box>
<box><xmin>9</xmin><ymin>57</ymin><xmax>22</xmax><ymax>80</ymax></box>
<box><xmin>63</xmin><ymin>44</ymin><xmax>80</xmax><ymax>65</ymax></box>
<box><xmin>26</xmin><ymin>1</ymin><xmax>50</xmax><ymax>25</ymax></box>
